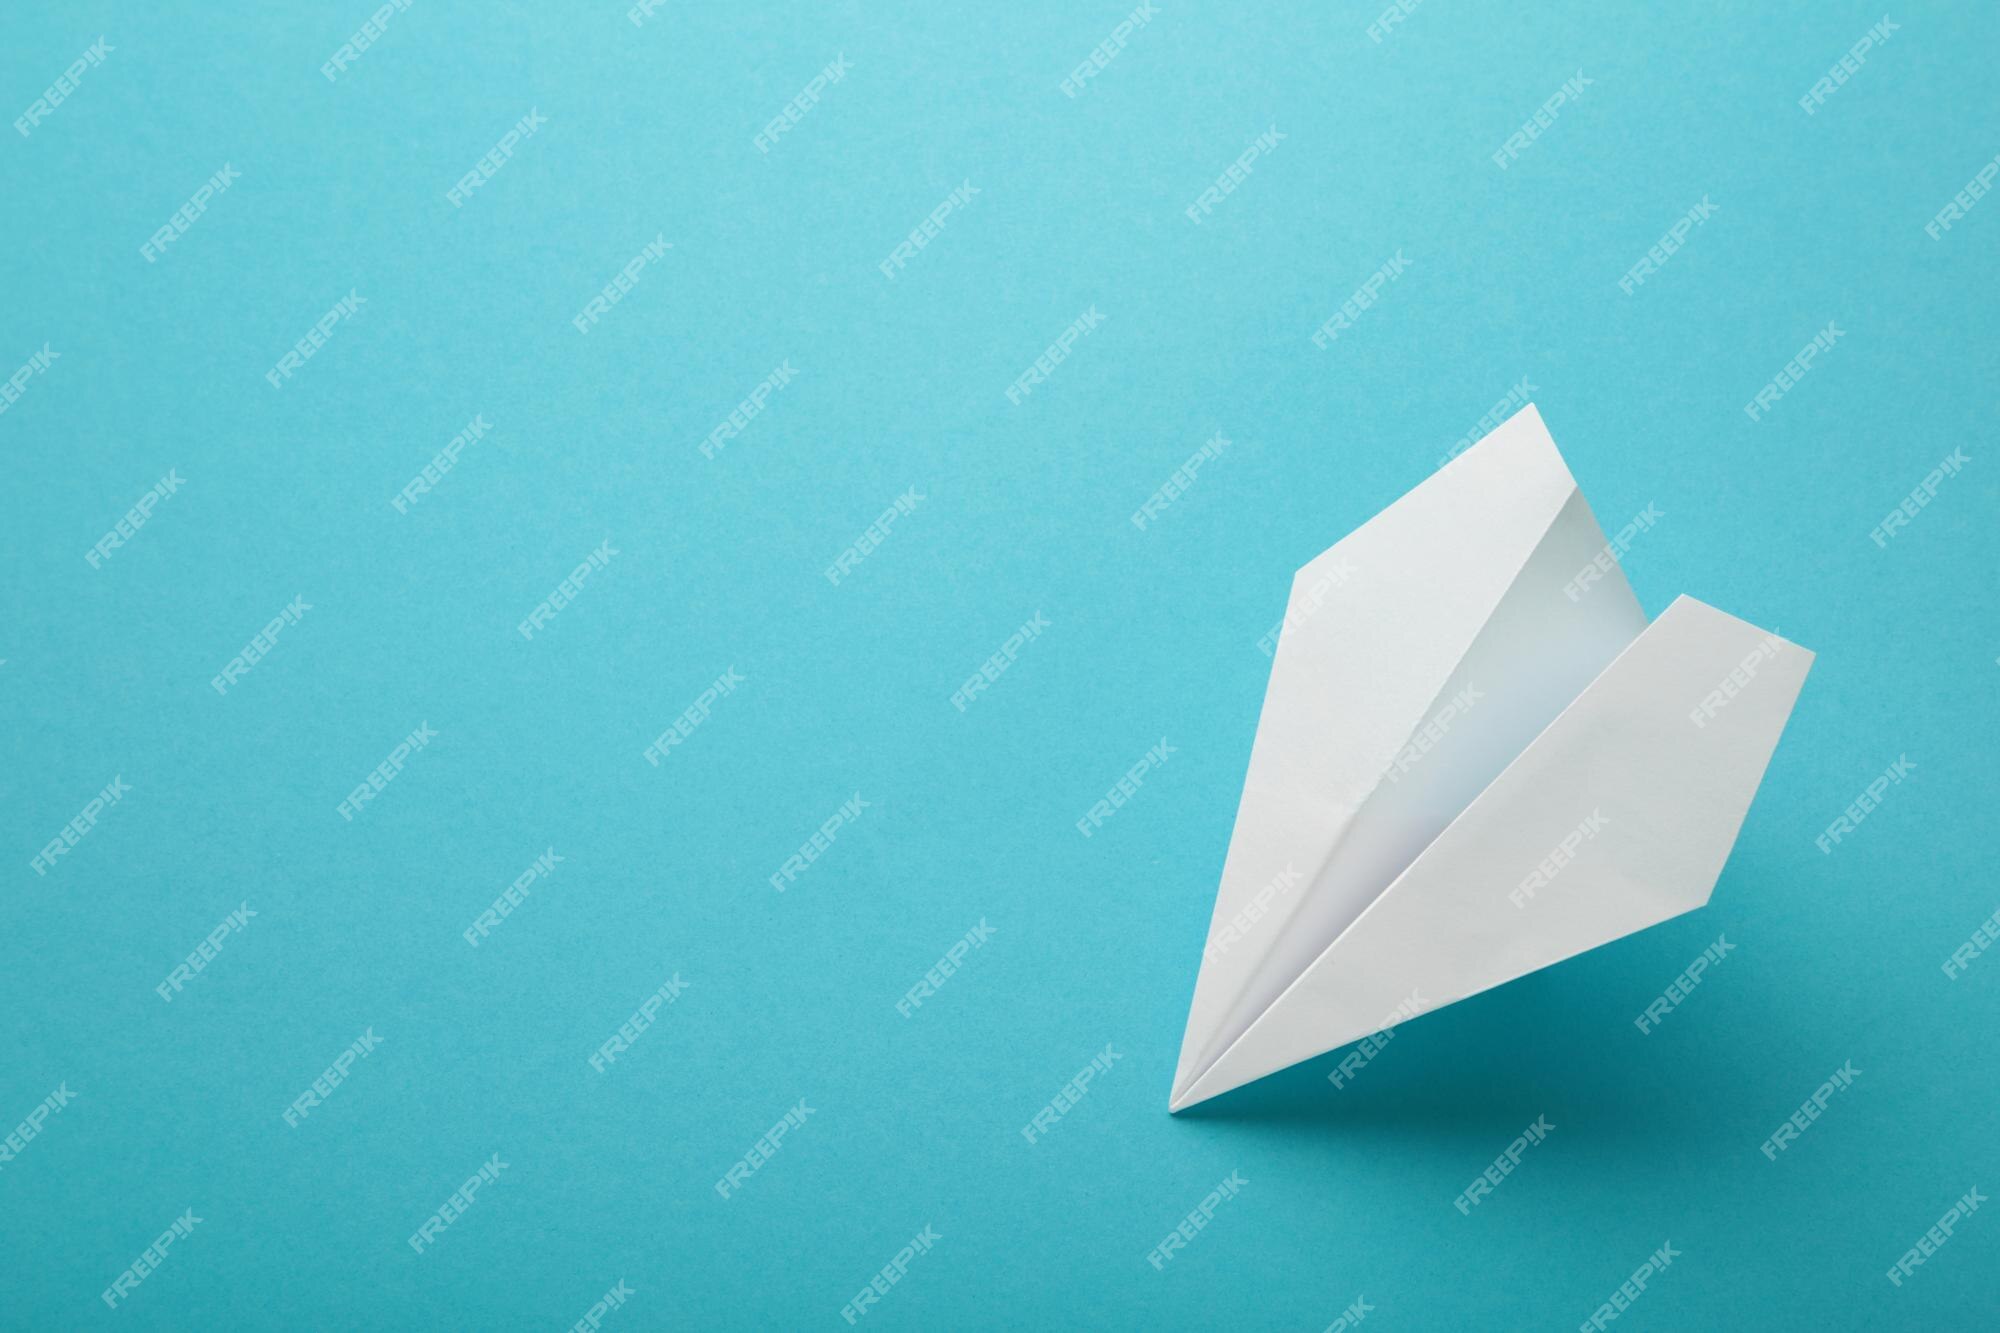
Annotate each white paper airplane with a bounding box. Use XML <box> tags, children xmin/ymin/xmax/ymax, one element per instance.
<box><xmin>1170</xmin><ymin>405</ymin><xmax>1812</xmax><ymax>1112</ymax></box>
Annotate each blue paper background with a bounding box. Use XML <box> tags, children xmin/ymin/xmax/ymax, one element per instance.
<box><xmin>4</xmin><ymin>2</ymin><xmax>1996</xmax><ymax>1328</ymax></box>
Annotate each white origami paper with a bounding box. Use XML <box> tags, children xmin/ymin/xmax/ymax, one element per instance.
<box><xmin>1171</xmin><ymin>405</ymin><xmax>1812</xmax><ymax>1112</ymax></box>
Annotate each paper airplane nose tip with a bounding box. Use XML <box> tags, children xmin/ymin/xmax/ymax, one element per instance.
<box><xmin>1167</xmin><ymin>1077</ymin><xmax>1213</xmax><ymax>1113</ymax></box>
